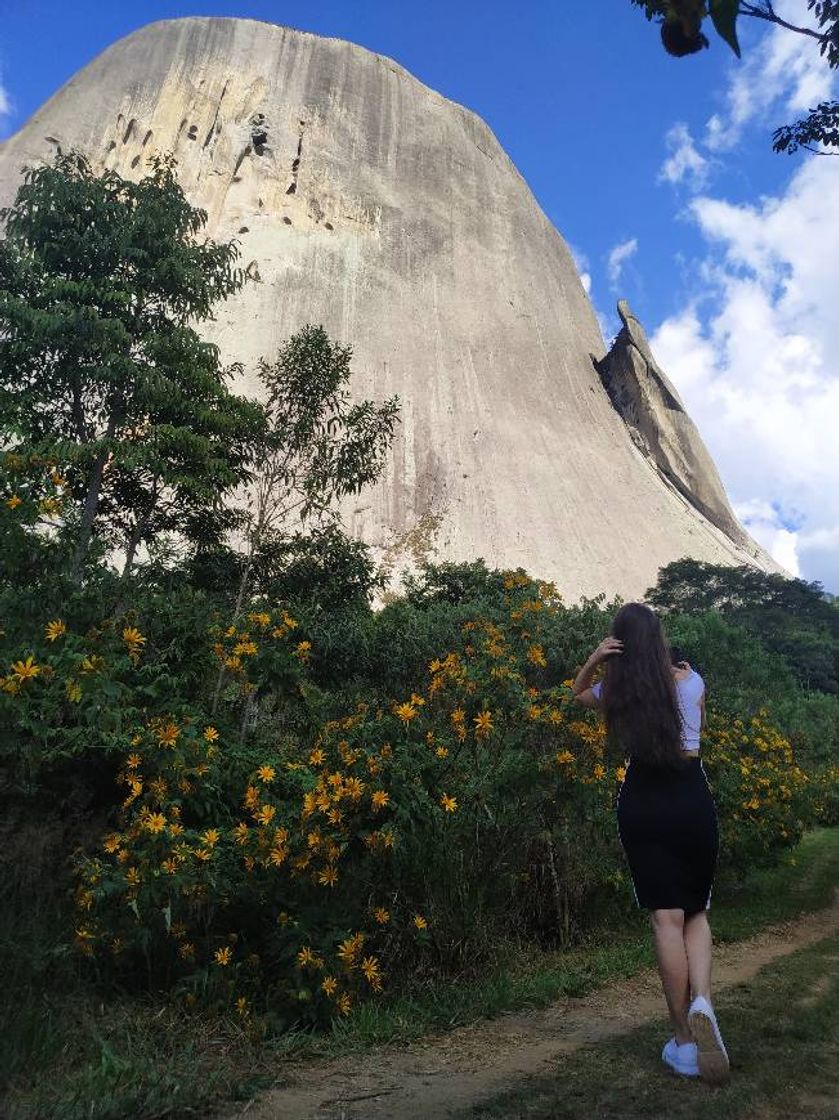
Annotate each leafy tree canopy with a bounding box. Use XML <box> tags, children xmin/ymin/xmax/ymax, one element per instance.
<box><xmin>0</xmin><ymin>151</ymin><xmax>266</xmax><ymax>579</ymax></box>
<box><xmin>647</xmin><ymin>558</ymin><xmax>839</xmax><ymax>692</ymax></box>
<box><xmin>630</xmin><ymin>1</ymin><xmax>839</xmax><ymax>154</ymax></box>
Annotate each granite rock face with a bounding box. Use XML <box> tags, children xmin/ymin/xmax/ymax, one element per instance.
<box><xmin>594</xmin><ymin>301</ymin><xmax>752</xmax><ymax>550</ymax></box>
<box><xmin>0</xmin><ymin>17</ymin><xmax>781</xmax><ymax>599</ymax></box>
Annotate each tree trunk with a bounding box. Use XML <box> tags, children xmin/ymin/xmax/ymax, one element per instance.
<box><xmin>71</xmin><ymin>448</ymin><xmax>109</xmax><ymax>582</ymax></box>
<box><xmin>122</xmin><ymin>515</ymin><xmax>146</xmax><ymax>578</ymax></box>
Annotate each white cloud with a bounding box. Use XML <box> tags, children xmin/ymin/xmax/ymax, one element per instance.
<box><xmin>569</xmin><ymin>243</ymin><xmax>592</xmax><ymax>295</ymax></box>
<box><xmin>649</xmin><ymin>154</ymin><xmax>839</xmax><ymax>591</ymax></box>
<box><xmin>606</xmin><ymin>237</ymin><xmax>638</xmax><ymax>288</ymax></box>
<box><xmin>704</xmin><ymin>0</ymin><xmax>833</xmax><ymax>152</ymax></box>
<box><xmin>0</xmin><ymin>78</ymin><xmax>11</xmax><ymax>125</ymax></box>
<box><xmin>732</xmin><ymin>499</ymin><xmax>802</xmax><ymax>577</ymax></box>
<box><xmin>659</xmin><ymin>123</ymin><xmax>709</xmax><ymax>189</ymax></box>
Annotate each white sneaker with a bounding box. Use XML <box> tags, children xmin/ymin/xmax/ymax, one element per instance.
<box><xmin>661</xmin><ymin>1036</ymin><xmax>700</xmax><ymax>1077</ymax></box>
<box><xmin>688</xmin><ymin>995</ymin><xmax>730</xmax><ymax>1085</ymax></box>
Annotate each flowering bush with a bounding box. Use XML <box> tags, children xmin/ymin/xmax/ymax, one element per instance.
<box><xmin>55</xmin><ymin>569</ymin><xmax>828</xmax><ymax>1024</ymax></box>
<box><xmin>0</xmin><ymin>488</ymin><xmax>828</xmax><ymax>1025</ymax></box>
<box><xmin>700</xmin><ymin>710</ymin><xmax>814</xmax><ymax>874</ymax></box>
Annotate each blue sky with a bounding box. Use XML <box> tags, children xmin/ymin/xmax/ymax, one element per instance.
<box><xmin>1</xmin><ymin>2</ymin><xmax>837</xmax><ymax>590</ymax></box>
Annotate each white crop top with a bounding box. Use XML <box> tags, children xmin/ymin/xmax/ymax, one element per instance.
<box><xmin>591</xmin><ymin>670</ymin><xmax>705</xmax><ymax>752</ymax></box>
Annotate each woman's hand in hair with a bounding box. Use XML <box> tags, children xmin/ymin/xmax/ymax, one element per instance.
<box><xmin>571</xmin><ymin>636</ymin><xmax>622</xmax><ymax>707</ymax></box>
<box><xmin>591</xmin><ymin>636</ymin><xmax>623</xmax><ymax>664</ymax></box>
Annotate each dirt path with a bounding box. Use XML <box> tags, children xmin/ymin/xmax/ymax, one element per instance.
<box><xmin>227</xmin><ymin>895</ymin><xmax>839</xmax><ymax>1120</ymax></box>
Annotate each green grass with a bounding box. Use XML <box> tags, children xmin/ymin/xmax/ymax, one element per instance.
<box><xmin>2</xmin><ymin>828</ymin><xmax>838</xmax><ymax>1120</ymax></box>
<box><xmin>462</xmin><ymin>930</ymin><xmax>839</xmax><ymax>1119</ymax></box>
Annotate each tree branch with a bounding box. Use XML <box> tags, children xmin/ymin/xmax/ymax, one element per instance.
<box><xmin>739</xmin><ymin>2</ymin><xmax>828</xmax><ymax>44</ymax></box>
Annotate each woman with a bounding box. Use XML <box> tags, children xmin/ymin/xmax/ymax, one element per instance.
<box><xmin>572</xmin><ymin>603</ymin><xmax>729</xmax><ymax>1085</ymax></box>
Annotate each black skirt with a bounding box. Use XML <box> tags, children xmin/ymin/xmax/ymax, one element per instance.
<box><xmin>616</xmin><ymin>756</ymin><xmax>719</xmax><ymax>916</ymax></box>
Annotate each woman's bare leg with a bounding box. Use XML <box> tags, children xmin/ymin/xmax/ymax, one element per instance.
<box><xmin>650</xmin><ymin>908</ymin><xmax>691</xmax><ymax>1044</ymax></box>
<box><xmin>684</xmin><ymin>910</ymin><xmax>712</xmax><ymax>1001</ymax></box>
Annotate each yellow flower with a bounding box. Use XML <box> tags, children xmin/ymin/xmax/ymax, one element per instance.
<box><xmin>232</xmin><ymin>822</ymin><xmax>249</xmax><ymax>845</ymax></box>
<box><xmin>45</xmin><ymin>619</ymin><xmax>66</xmax><ymax>642</ymax></box>
<box><xmin>148</xmin><ymin>777</ymin><xmax>168</xmax><ymax>799</ymax></box>
<box><xmin>214</xmin><ymin>946</ymin><xmax>233</xmax><ymax>966</ymax></box>
<box><xmin>318</xmin><ymin>865</ymin><xmax>339</xmax><ymax>887</ymax></box>
<box><xmin>361</xmin><ymin>955</ymin><xmax>383</xmax><ymax>990</ymax></box>
<box><xmin>295</xmin><ymin>640</ymin><xmax>312</xmax><ymax>662</ymax></box>
<box><xmin>125</xmin><ymin>867</ymin><xmax>141</xmax><ymax>886</ymax></box>
<box><xmin>194</xmin><ymin>848</ymin><xmax>213</xmax><ymax>862</ymax></box>
<box><xmin>11</xmin><ymin>656</ymin><xmax>40</xmax><ymax>682</ymax></box>
<box><xmin>74</xmin><ymin>927</ymin><xmax>96</xmax><ymax>954</ymax></box>
<box><xmin>592</xmin><ymin>763</ymin><xmax>606</xmax><ymax>781</ymax></box>
<box><xmin>473</xmin><ymin>710</ymin><xmax>494</xmax><ymax>737</ymax></box>
<box><xmin>157</xmin><ymin>722</ymin><xmax>180</xmax><ymax>747</ymax></box>
<box><xmin>268</xmin><ymin>845</ymin><xmax>288</xmax><ymax>866</ymax></box>
<box><xmin>122</xmin><ymin>626</ymin><xmax>146</xmax><ymax>650</ymax></box>
<box><xmin>393</xmin><ymin>701</ymin><xmax>418</xmax><ymax>724</ymax></box>
<box><xmin>233</xmin><ymin>639</ymin><xmax>258</xmax><ymax>656</ymax></box>
<box><xmin>103</xmin><ymin>834</ymin><xmax>121</xmax><ymax>853</ymax></box>
<box><xmin>283</xmin><ymin>612</ymin><xmax>299</xmax><ymax>630</ymax></box>
<box><xmin>321</xmin><ymin>975</ymin><xmax>338</xmax><ymax>997</ymax></box>
<box><xmin>336</xmin><ymin>992</ymin><xmax>352</xmax><ymax>1015</ymax></box>
<box><xmin>255</xmin><ymin>804</ymin><xmax>276</xmax><ymax>826</ymax></box>
<box><xmin>337</xmin><ymin>934</ymin><xmax>364</xmax><ymax>966</ymax></box>
<box><xmin>435</xmin><ymin>746</ymin><xmax>449</xmax><ymax>759</ymax></box>
<box><xmin>527</xmin><ymin>644</ymin><xmax>547</xmax><ymax>668</ymax></box>
<box><xmin>450</xmin><ymin>708</ymin><xmax>465</xmax><ymax>725</ymax></box>
<box><xmin>143</xmin><ymin>813</ymin><xmax>167</xmax><ymax>834</ymax></box>
<box><xmin>65</xmin><ymin>679</ymin><xmax>82</xmax><ymax>703</ymax></box>
<box><xmin>257</xmin><ymin>764</ymin><xmax>276</xmax><ymax>783</ymax></box>
<box><xmin>440</xmin><ymin>793</ymin><xmax>458</xmax><ymax>813</ymax></box>
<box><xmin>38</xmin><ymin>496</ymin><xmax>61</xmax><ymax>516</ymax></box>
<box><xmin>297</xmin><ymin>945</ymin><xmax>316</xmax><ymax>967</ymax></box>
<box><xmin>126</xmin><ymin>753</ymin><xmax>142</xmax><ymax>769</ymax></box>
<box><xmin>201</xmin><ymin>828</ymin><xmax>220</xmax><ymax>847</ymax></box>
<box><xmin>412</xmin><ymin>914</ymin><xmax>428</xmax><ymax>930</ymax></box>
<box><xmin>615</xmin><ymin>765</ymin><xmax>627</xmax><ymax>783</ymax></box>
<box><xmin>344</xmin><ymin>776</ymin><xmax>364</xmax><ymax>800</ymax></box>
<box><xmin>555</xmin><ymin>750</ymin><xmax>575</xmax><ymax>765</ymax></box>
<box><xmin>309</xmin><ymin>747</ymin><xmax>325</xmax><ymax>766</ymax></box>
<box><xmin>162</xmin><ymin>858</ymin><xmax>178</xmax><ymax>875</ymax></box>
<box><xmin>248</xmin><ymin>611</ymin><xmax>272</xmax><ymax>628</ymax></box>
<box><xmin>371</xmin><ymin>790</ymin><xmax>390</xmax><ymax>810</ymax></box>
<box><xmin>6</xmin><ymin>494</ymin><xmax>22</xmax><ymax>510</ymax></box>
<box><xmin>373</xmin><ymin>907</ymin><xmax>390</xmax><ymax>924</ymax></box>
<box><xmin>203</xmin><ymin>726</ymin><xmax>219</xmax><ymax>743</ymax></box>
<box><xmin>235</xmin><ymin>996</ymin><xmax>249</xmax><ymax>1016</ymax></box>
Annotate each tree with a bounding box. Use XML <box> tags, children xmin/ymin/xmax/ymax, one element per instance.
<box><xmin>0</xmin><ymin>152</ymin><xmax>266</xmax><ymax>580</ymax></box>
<box><xmin>646</xmin><ymin>558</ymin><xmax>839</xmax><ymax>692</ymax></box>
<box><xmin>231</xmin><ymin>324</ymin><xmax>399</xmax><ymax>615</ymax></box>
<box><xmin>630</xmin><ymin>1</ymin><xmax>839</xmax><ymax>154</ymax></box>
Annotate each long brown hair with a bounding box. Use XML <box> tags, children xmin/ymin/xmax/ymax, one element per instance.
<box><xmin>600</xmin><ymin>603</ymin><xmax>684</xmax><ymax>767</ymax></box>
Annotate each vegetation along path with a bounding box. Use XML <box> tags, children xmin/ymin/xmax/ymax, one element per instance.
<box><xmin>223</xmin><ymin>890</ymin><xmax>839</xmax><ymax>1120</ymax></box>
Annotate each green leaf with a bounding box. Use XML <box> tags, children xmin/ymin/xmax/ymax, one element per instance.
<box><xmin>709</xmin><ymin>0</ymin><xmax>741</xmax><ymax>57</ymax></box>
